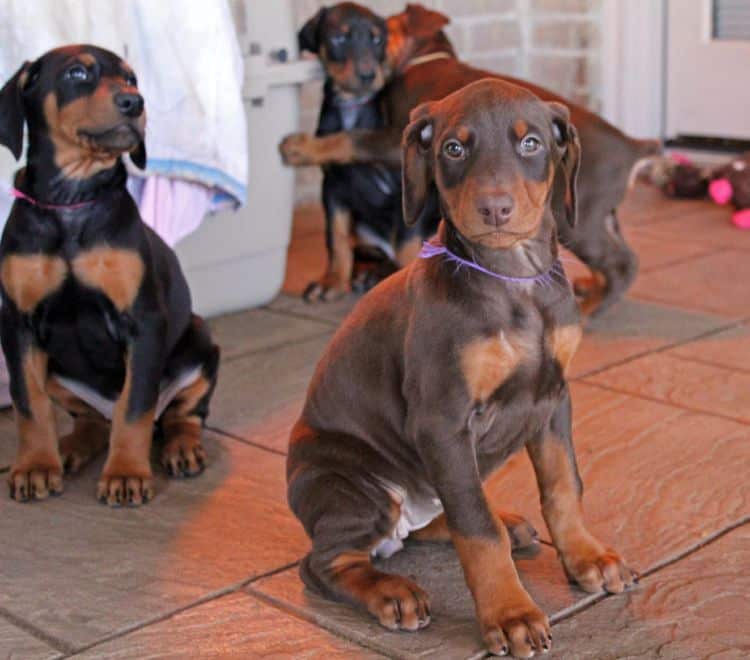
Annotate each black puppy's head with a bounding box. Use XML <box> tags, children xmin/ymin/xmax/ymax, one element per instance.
<box><xmin>401</xmin><ymin>78</ymin><xmax>581</xmax><ymax>249</ymax></box>
<box><xmin>299</xmin><ymin>3</ymin><xmax>388</xmax><ymax>99</ymax></box>
<box><xmin>0</xmin><ymin>44</ymin><xmax>146</xmax><ymax>179</ymax></box>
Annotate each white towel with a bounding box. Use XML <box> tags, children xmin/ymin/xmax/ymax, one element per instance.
<box><xmin>0</xmin><ymin>0</ymin><xmax>248</xmax><ymax>210</ymax></box>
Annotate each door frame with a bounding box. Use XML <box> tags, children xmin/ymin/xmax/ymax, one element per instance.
<box><xmin>600</xmin><ymin>0</ymin><xmax>666</xmax><ymax>139</ymax></box>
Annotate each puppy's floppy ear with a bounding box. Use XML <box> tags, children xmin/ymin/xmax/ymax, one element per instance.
<box><xmin>547</xmin><ymin>101</ymin><xmax>581</xmax><ymax>228</ymax></box>
<box><xmin>129</xmin><ymin>139</ymin><xmax>147</xmax><ymax>170</ymax></box>
<box><xmin>402</xmin><ymin>102</ymin><xmax>436</xmax><ymax>227</ymax></box>
<box><xmin>0</xmin><ymin>61</ymin><xmax>31</xmax><ymax>160</ymax></box>
<box><xmin>404</xmin><ymin>4</ymin><xmax>450</xmax><ymax>40</ymax></box>
<box><xmin>298</xmin><ymin>7</ymin><xmax>327</xmax><ymax>54</ymax></box>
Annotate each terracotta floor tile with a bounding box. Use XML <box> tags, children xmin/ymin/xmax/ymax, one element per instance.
<box><xmin>0</xmin><ymin>618</ymin><xmax>59</xmax><ymax>659</ymax></box>
<box><xmin>630</xmin><ymin>250</ymin><xmax>750</xmax><ymax>318</ymax></box>
<box><xmin>549</xmin><ymin>524</ymin><xmax>750</xmax><ymax>659</ymax></box>
<box><xmin>208</xmin><ymin>306</ymin><xmax>331</xmax><ymax>362</ymax></box>
<box><xmin>76</xmin><ymin>591</ymin><xmax>383</xmax><ymax>659</ymax></box>
<box><xmin>568</xmin><ymin>299</ymin><xmax>728</xmax><ymax>379</ymax></box>
<box><xmin>0</xmin><ymin>432</ymin><xmax>307</xmax><ymax>649</ymax></box>
<box><xmin>486</xmin><ymin>382</ymin><xmax>750</xmax><ymax>568</ymax></box>
<box><xmin>208</xmin><ymin>333</ymin><xmax>332</xmax><ymax>452</ymax></box>
<box><xmin>668</xmin><ymin>321</ymin><xmax>750</xmax><ymax>372</ymax></box>
<box><xmin>583</xmin><ymin>351</ymin><xmax>750</xmax><ymax>424</ymax></box>
<box><xmin>635</xmin><ymin>203</ymin><xmax>750</xmax><ymax>251</ymax></box>
<box><xmin>251</xmin><ymin>543</ymin><xmax>589</xmax><ymax>660</ymax></box>
<box><xmin>618</xmin><ymin>183</ymin><xmax>717</xmax><ymax>228</ymax></box>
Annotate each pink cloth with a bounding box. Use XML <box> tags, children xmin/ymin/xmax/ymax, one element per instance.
<box><xmin>709</xmin><ymin>178</ymin><xmax>733</xmax><ymax>205</ymax></box>
<box><xmin>135</xmin><ymin>176</ymin><xmax>213</xmax><ymax>247</ymax></box>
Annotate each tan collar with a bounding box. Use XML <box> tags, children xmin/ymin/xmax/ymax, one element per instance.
<box><xmin>403</xmin><ymin>51</ymin><xmax>454</xmax><ymax>71</ymax></box>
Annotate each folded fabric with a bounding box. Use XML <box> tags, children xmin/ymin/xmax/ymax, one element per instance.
<box><xmin>0</xmin><ymin>0</ymin><xmax>248</xmax><ymax>212</ymax></box>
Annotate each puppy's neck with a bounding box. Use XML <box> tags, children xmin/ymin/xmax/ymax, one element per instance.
<box><xmin>442</xmin><ymin>214</ymin><xmax>559</xmax><ymax>281</ymax></box>
<box><xmin>22</xmin><ymin>132</ymin><xmax>126</xmax><ymax>207</ymax></box>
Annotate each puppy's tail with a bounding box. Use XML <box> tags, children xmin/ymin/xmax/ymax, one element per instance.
<box><xmin>627</xmin><ymin>138</ymin><xmax>664</xmax><ymax>190</ymax></box>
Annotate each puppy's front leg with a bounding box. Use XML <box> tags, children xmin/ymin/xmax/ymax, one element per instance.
<box><xmin>3</xmin><ymin>316</ymin><xmax>62</xmax><ymax>501</ymax></box>
<box><xmin>415</xmin><ymin>431</ymin><xmax>551</xmax><ymax>658</ymax></box>
<box><xmin>98</xmin><ymin>313</ymin><xmax>165</xmax><ymax>506</ymax></box>
<box><xmin>527</xmin><ymin>386</ymin><xmax>637</xmax><ymax>593</ymax></box>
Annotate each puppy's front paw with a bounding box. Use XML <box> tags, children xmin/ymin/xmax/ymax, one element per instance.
<box><xmin>279</xmin><ymin>132</ymin><xmax>319</xmax><ymax>166</ymax></box>
<box><xmin>303</xmin><ymin>279</ymin><xmax>349</xmax><ymax>303</ymax></box>
<box><xmin>9</xmin><ymin>463</ymin><xmax>63</xmax><ymax>501</ymax></box>
<box><xmin>562</xmin><ymin>542</ymin><xmax>637</xmax><ymax>594</ymax></box>
<box><xmin>97</xmin><ymin>473</ymin><xmax>154</xmax><ymax>507</ymax></box>
<box><xmin>364</xmin><ymin>574</ymin><xmax>431</xmax><ymax>632</ymax></box>
<box><xmin>480</xmin><ymin>593</ymin><xmax>551</xmax><ymax>658</ymax></box>
<box><xmin>161</xmin><ymin>434</ymin><xmax>206</xmax><ymax>478</ymax></box>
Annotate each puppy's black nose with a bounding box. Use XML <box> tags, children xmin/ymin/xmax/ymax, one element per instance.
<box><xmin>358</xmin><ymin>71</ymin><xmax>376</xmax><ymax>85</ymax></box>
<box><xmin>477</xmin><ymin>194</ymin><xmax>515</xmax><ymax>227</ymax></box>
<box><xmin>115</xmin><ymin>92</ymin><xmax>144</xmax><ymax>118</ymax></box>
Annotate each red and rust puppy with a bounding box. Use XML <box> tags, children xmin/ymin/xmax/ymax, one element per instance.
<box><xmin>0</xmin><ymin>45</ymin><xmax>219</xmax><ymax>506</ymax></box>
<box><xmin>287</xmin><ymin>79</ymin><xmax>635</xmax><ymax>658</ymax></box>
<box><xmin>282</xmin><ymin>4</ymin><xmax>661</xmax><ymax>318</ymax></box>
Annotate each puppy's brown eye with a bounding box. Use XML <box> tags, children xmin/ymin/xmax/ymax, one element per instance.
<box><xmin>443</xmin><ymin>139</ymin><xmax>465</xmax><ymax>160</ymax></box>
<box><xmin>520</xmin><ymin>135</ymin><xmax>542</xmax><ymax>155</ymax></box>
<box><xmin>65</xmin><ymin>64</ymin><xmax>89</xmax><ymax>82</ymax></box>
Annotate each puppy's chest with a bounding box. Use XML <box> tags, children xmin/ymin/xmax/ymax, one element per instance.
<box><xmin>459</xmin><ymin>303</ymin><xmax>581</xmax><ymax>423</ymax></box>
<box><xmin>0</xmin><ymin>245</ymin><xmax>144</xmax><ymax>316</ymax></box>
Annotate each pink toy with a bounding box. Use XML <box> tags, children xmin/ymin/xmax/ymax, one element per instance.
<box><xmin>708</xmin><ymin>178</ymin><xmax>733</xmax><ymax>205</ymax></box>
<box><xmin>732</xmin><ymin>208</ymin><xmax>750</xmax><ymax>229</ymax></box>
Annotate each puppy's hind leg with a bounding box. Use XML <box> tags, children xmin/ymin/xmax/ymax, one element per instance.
<box><xmin>289</xmin><ymin>457</ymin><xmax>431</xmax><ymax>631</ymax></box>
<box><xmin>159</xmin><ymin>315</ymin><xmax>219</xmax><ymax>478</ymax></box>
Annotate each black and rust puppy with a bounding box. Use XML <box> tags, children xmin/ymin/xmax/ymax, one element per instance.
<box><xmin>297</xmin><ymin>3</ymin><xmax>431</xmax><ymax>301</ymax></box>
<box><xmin>0</xmin><ymin>45</ymin><xmax>219</xmax><ymax>505</ymax></box>
<box><xmin>287</xmin><ymin>79</ymin><xmax>635</xmax><ymax>657</ymax></box>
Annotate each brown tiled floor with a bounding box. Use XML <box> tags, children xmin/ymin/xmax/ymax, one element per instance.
<box><xmin>1</xmin><ymin>183</ymin><xmax>749</xmax><ymax>659</ymax></box>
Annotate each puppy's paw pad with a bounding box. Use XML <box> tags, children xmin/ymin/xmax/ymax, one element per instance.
<box><xmin>481</xmin><ymin>603</ymin><xmax>550</xmax><ymax>658</ymax></box>
<box><xmin>566</xmin><ymin>548</ymin><xmax>637</xmax><ymax>594</ymax></box>
<box><xmin>161</xmin><ymin>438</ymin><xmax>206</xmax><ymax>478</ymax></box>
<box><xmin>97</xmin><ymin>475</ymin><xmax>153</xmax><ymax>507</ymax></box>
<box><xmin>9</xmin><ymin>466</ymin><xmax>63</xmax><ymax>502</ymax></box>
<box><xmin>367</xmin><ymin>575</ymin><xmax>431</xmax><ymax>632</ymax></box>
<box><xmin>303</xmin><ymin>280</ymin><xmax>348</xmax><ymax>303</ymax></box>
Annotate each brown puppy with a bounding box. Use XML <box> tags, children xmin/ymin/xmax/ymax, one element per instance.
<box><xmin>287</xmin><ymin>79</ymin><xmax>635</xmax><ymax>658</ymax></box>
<box><xmin>281</xmin><ymin>4</ymin><xmax>660</xmax><ymax>317</ymax></box>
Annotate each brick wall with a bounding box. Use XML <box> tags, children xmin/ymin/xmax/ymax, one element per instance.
<box><xmin>292</xmin><ymin>0</ymin><xmax>602</xmax><ymax>204</ymax></box>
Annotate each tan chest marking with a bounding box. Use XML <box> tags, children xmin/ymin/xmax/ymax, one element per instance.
<box><xmin>549</xmin><ymin>325</ymin><xmax>582</xmax><ymax>373</ymax></box>
<box><xmin>460</xmin><ymin>332</ymin><xmax>531</xmax><ymax>402</ymax></box>
<box><xmin>1</xmin><ymin>254</ymin><xmax>68</xmax><ymax>313</ymax></box>
<box><xmin>72</xmin><ymin>247</ymin><xmax>144</xmax><ymax>311</ymax></box>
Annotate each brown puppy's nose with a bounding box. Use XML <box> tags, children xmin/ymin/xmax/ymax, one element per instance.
<box><xmin>477</xmin><ymin>193</ymin><xmax>515</xmax><ymax>227</ymax></box>
<box><xmin>114</xmin><ymin>92</ymin><xmax>144</xmax><ymax>118</ymax></box>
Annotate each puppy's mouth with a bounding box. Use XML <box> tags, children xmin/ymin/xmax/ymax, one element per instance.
<box><xmin>79</xmin><ymin>123</ymin><xmax>143</xmax><ymax>152</ymax></box>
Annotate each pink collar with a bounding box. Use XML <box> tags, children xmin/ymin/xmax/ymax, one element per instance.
<box><xmin>11</xmin><ymin>187</ymin><xmax>95</xmax><ymax>212</ymax></box>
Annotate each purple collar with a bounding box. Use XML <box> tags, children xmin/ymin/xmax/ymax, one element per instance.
<box><xmin>418</xmin><ymin>239</ymin><xmax>564</xmax><ymax>286</ymax></box>
<box><xmin>11</xmin><ymin>187</ymin><xmax>95</xmax><ymax>212</ymax></box>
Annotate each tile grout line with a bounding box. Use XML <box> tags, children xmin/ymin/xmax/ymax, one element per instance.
<box><xmin>572</xmin><ymin>316</ymin><xmax>748</xmax><ymax>382</ymax></box>
<box><xmin>219</xmin><ymin>328</ymin><xmax>334</xmax><ymax>367</ymax></box>
<box><xmin>0</xmin><ymin>605</ymin><xmax>75</xmax><ymax>655</ymax></box>
<box><xmin>61</xmin><ymin>560</ymin><xmax>301</xmax><ymax>658</ymax></box>
<box><xmin>244</xmin><ymin>585</ymin><xmax>417</xmax><ymax>660</ymax></box>
<box><xmin>635</xmin><ymin>245</ymin><xmax>727</xmax><ymax>276</ymax></box>
<box><xmin>666</xmin><ymin>350</ymin><xmax>750</xmax><ymax>376</ymax></box>
<box><xmin>579</xmin><ymin>379</ymin><xmax>750</xmax><ymax>427</ymax></box>
<box><xmin>260</xmin><ymin>303</ymin><xmax>346</xmax><ymax>328</ymax></box>
<box><xmin>205</xmin><ymin>424</ymin><xmax>287</xmax><ymax>457</ymax></box>
<box><xmin>542</xmin><ymin>515</ymin><xmax>750</xmax><ymax>631</ymax></box>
